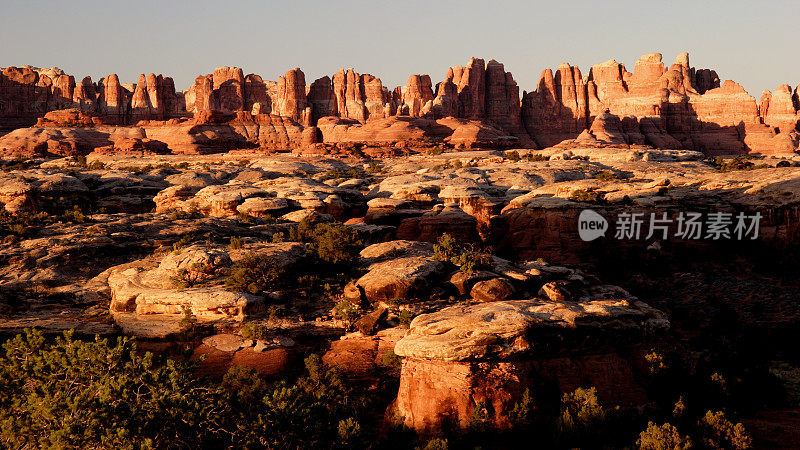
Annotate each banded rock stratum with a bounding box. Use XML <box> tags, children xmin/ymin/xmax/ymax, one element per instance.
<box><xmin>1</xmin><ymin>52</ymin><xmax>798</xmax><ymax>156</ymax></box>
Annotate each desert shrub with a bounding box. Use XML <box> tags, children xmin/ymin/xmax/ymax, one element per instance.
<box><xmin>428</xmin><ymin>146</ymin><xmax>444</xmax><ymax>155</ymax></box>
<box><xmin>712</xmin><ymin>156</ymin><xmax>772</xmax><ymax>172</ymax></box>
<box><xmin>172</xmin><ymin>234</ymin><xmax>193</xmax><ymax>252</ymax></box>
<box><xmin>451</xmin><ymin>248</ymin><xmax>492</xmax><ymax>274</ymax></box>
<box><xmin>320</xmin><ymin>167</ymin><xmax>364</xmax><ymax>181</ymax></box>
<box><xmin>249</xmin><ymin>354</ymin><xmax>362</xmax><ymax>449</ymax></box>
<box><xmin>698</xmin><ymin>410</ymin><xmax>752</xmax><ymax>450</ymax></box>
<box><xmin>523</xmin><ymin>153</ymin><xmax>549</xmax><ymax>162</ymax></box>
<box><xmin>380</xmin><ymin>350</ymin><xmax>403</xmax><ymax>378</ymax></box>
<box><xmin>60</xmin><ymin>204</ymin><xmax>87</xmax><ymax>223</ymax></box>
<box><xmin>240</xmin><ymin>322</ymin><xmax>270</xmax><ymax>340</ymax></box>
<box><xmin>398</xmin><ymin>309</ymin><xmax>415</xmax><ymax>328</ymax></box>
<box><xmin>557</xmin><ymin>387</ymin><xmax>608</xmax><ymax>443</ymax></box>
<box><xmin>177</xmin><ymin>307</ymin><xmax>206</xmax><ymax>345</ymax></box>
<box><xmin>224</xmin><ymin>253</ymin><xmax>286</xmax><ymax>295</ymax></box>
<box><xmin>333</xmin><ymin>299</ymin><xmax>359</xmax><ymax>322</ymax></box>
<box><xmin>118</xmin><ymin>164</ymin><xmax>155</xmax><ymax>174</ymax></box>
<box><xmin>312</xmin><ymin>223</ymin><xmax>362</xmax><ymax>264</ymax></box>
<box><xmin>433</xmin><ymin>233</ymin><xmax>460</xmax><ymax>262</ymax></box>
<box><xmin>337</xmin><ymin>417</ymin><xmax>362</xmax><ymax>446</ymax></box>
<box><xmin>569</xmin><ymin>189</ymin><xmax>605</xmax><ymax>203</ymax></box>
<box><xmin>0</xmin><ymin>329</ymin><xmax>230</xmax><ymax>448</ymax></box>
<box><xmin>509</xmin><ymin>388</ymin><xmax>535</xmax><ymax>427</ymax></box>
<box><xmin>504</xmin><ymin>150</ymin><xmax>521</xmax><ymax>161</ymax></box>
<box><xmin>170</xmin><ymin>262</ymin><xmax>214</xmax><ymax>289</ymax></box>
<box><xmin>0</xmin><ymin>209</ymin><xmax>51</xmax><ymax>237</ymax></box>
<box><xmin>71</xmin><ymin>155</ymin><xmax>88</xmax><ymax>167</ymax></box>
<box><xmin>595</xmin><ymin>170</ymin><xmax>618</xmax><ymax>181</ymax></box>
<box><xmin>0</xmin><ymin>331</ymin><xmax>369</xmax><ymax>449</ymax></box>
<box><xmin>637</xmin><ymin>422</ymin><xmax>693</xmax><ymax>450</ymax></box>
<box><xmin>646</xmin><ymin>350</ymin><xmax>668</xmax><ymax>375</ymax></box>
<box><xmin>229</xmin><ymin>236</ymin><xmax>244</xmax><ymax>250</ymax></box>
<box><xmin>366</xmin><ymin>160</ymin><xmax>383</xmax><ymax>174</ymax></box>
<box><xmin>434</xmin><ymin>233</ymin><xmax>492</xmax><ymax>274</ymax></box>
<box><xmin>0</xmin><ymin>156</ymin><xmax>34</xmax><ymax>171</ymax></box>
<box><xmin>221</xmin><ymin>365</ymin><xmax>267</xmax><ymax>409</ymax></box>
<box><xmin>420</xmin><ymin>438</ymin><xmax>449</xmax><ymax>450</ymax></box>
<box><xmin>290</xmin><ymin>218</ymin><xmax>362</xmax><ymax>264</ymax></box>
<box><xmin>237</xmin><ymin>212</ymin><xmax>255</xmax><ymax>226</ymax></box>
<box><xmin>87</xmin><ymin>160</ymin><xmax>106</xmax><ymax>170</ymax></box>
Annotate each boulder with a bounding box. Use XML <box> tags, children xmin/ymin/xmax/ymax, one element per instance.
<box><xmin>470</xmin><ymin>277</ymin><xmax>515</xmax><ymax>302</ymax></box>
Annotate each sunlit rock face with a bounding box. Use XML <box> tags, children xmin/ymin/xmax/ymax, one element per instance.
<box><xmin>1</xmin><ymin>52</ymin><xmax>797</xmax><ymax>155</ymax></box>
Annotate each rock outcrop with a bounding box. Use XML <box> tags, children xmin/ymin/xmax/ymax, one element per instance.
<box><xmin>1</xmin><ymin>52</ymin><xmax>798</xmax><ymax>154</ymax></box>
<box><xmin>393</xmin><ymin>295</ymin><xmax>668</xmax><ymax>431</ymax></box>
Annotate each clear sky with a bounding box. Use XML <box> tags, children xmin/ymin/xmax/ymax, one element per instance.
<box><xmin>1</xmin><ymin>0</ymin><xmax>798</xmax><ymax>97</ymax></box>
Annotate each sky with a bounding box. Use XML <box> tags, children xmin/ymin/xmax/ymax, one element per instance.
<box><xmin>1</xmin><ymin>0</ymin><xmax>798</xmax><ymax>97</ymax></box>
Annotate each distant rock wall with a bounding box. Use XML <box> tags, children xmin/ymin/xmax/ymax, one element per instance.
<box><xmin>1</xmin><ymin>52</ymin><xmax>798</xmax><ymax>154</ymax></box>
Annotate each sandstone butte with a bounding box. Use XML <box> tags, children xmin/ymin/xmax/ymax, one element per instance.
<box><xmin>0</xmin><ymin>51</ymin><xmax>798</xmax><ymax>157</ymax></box>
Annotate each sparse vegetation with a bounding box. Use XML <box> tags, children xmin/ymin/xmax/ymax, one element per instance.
<box><xmin>0</xmin><ymin>330</ymin><xmax>371</xmax><ymax>449</ymax></box>
<box><xmin>319</xmin><ymin>166</ymin><xmax>364</xmax><ymax>181</ymax></box>
<box><xmin>229</xmin><ymin>236</ymin><xmax>244</xmax><ymax>250</ymax></box>
<box><xmin>224</xmin><ymin>253</ymin><xmax>286</xmax><ymax>295</ymax></box>
<box><xmin>569</xmin><ymin>188</ymin><xmax>606</xmax><ymax>203</ymax></box>
<box><xmin>398</xmin><ymin>309</ymin><xmax>415</xmax><ymax>328</ymax></box>
<box><xmin>333</xmin><ymin>299</ymin><xmax>359</xmax><ymax>322</ymax></box>
<box><xmin>711</xmin><ymin>156</ymin><xmax>772</xmax><ymax>172</ymax></box>
<box><xmin>595</xmin><ymin>170</ymin><xmax>618</xmax><ymax>181</ymax></box>
<box><xmin>240</xmin><ymin>321</ymin><xmax>270</xmax><ymax>340</ymax></box>
<box><xmin>433</xmin><ymin>233</ymin><xmax>492</xmax><ymax>274</ymax></box>
<box><xmin>637</xmin><ymin>422</ymin><xmax>693</xmax><ymax>450</ymax></box>
<box><xmin>290</xmin><ymin>218</ymin><xmax>363</xmax><ymax>264</ymax></box>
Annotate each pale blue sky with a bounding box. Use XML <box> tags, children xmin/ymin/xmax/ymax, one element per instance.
<box><xmin>1</xmin><ymin>0</ymin><xmax>797</xmax><ymax>97</ymax></box>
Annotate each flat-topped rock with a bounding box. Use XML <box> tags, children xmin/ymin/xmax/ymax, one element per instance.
<box><xmin>395</xmin><ymin>298</ymin><xmax>668</xmax><ymax>362</ymax></box>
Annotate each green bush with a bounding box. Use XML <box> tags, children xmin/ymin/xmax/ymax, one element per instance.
<box><xmin>451</xmin><ymin>249</ymin><xmax>492</xmax><ymax>274</ymax></box>
<box><xmin>380</xmin><ymin>350</ymin><xmax>403</xmax><ymax>378</ymax></box>
<box><xmin>595</xmin><ymin>170</ymin><xmax>618</xmax><ymax>181</ymax></box>
<box><xmin>433</xmin><ymin>233</ymin><xmax>460</xmax><ymax>262</ymax></box>
<box><xmin>333</xmin><ymin>299</ymin><xmax>359</xmax><ymax>322</ymax></box>
<box><xmin>88</xmin><ymin>160</ymin><xmax>106</xmax><ymax>170</ymax></box>
<box><xmin>699</xmin><ymin>410</ymin><xmax>752</xmax><ymax>450</ymax></box>
<box><xmin>240</xmin><ymin>322</ymin><xmax>270</xmax><ymax>340</ymax></box>
<box><xmin>523</xmin><ymin>153</ymin><xmax>549</xmax><ymax>162</ymax></box>
<box><xmin>250</xmin><ymin>354</ymin><xmax>362</xmax><ymax>448</ymax></box>
<box><xmin>504</xmin><ymin>150</ymin><xmax>521</xmax><ymax>161</ymax></box>
<box><xmin>712</xmin><ymin>156</ymin><xmax>772</xmax><ymax>172</ymax></box>
<box><xmin>0</xmin><ymin>330</ymin><xmax>368</xmax><ymax>449</ymax></box>
<box><xmin>509</xmin><ymin>388</ymin><xmax>535</xmax><ymax>427</ymax></box>
<box><xmin>569</xmin><ymin>189</ymin><xmax>605</xmax><ymax>203</ymax></box>
<box><xmin>225</xmin><ymin>253</ymin><xmax>286</xmax><ymax>295</ymax></box>
<box><xmin>398</xmin><ymin>309</ymin><xmax>415</xmax><ymax>328</ymax></box>
<box><xmin>320</xmin><ymin>167</ymin><xmax>364</xmax><ymax>181</ymax></box>
<box><xmin>420</xmin><ymin>438</ymin><xmax>449</xmax><ymax>450</ymax></box>
<box><xmin>433</xmin><ymin>233</ymin><xmax>492</xmax><ymax>274</ymax></box>
<box><xmin>290</xmin><ymin>218</ymin><xmax>363</xmax><ymax>265</ymax></box>
<box><xmin>229</xmin><ymin>236</ymin><xmax>244</xmax><ymax>250</ymax></box>
<box><xmin>0</xmin><ymin>329</ymin><xmax>230</xmax><ymax>448</ymax></box>
<box><xmin>637</xmin><ymin>422</ymin><xmax>693</xmax><ymax>450</ymax></box>
<box><xmin>557</xmin><ymin>387</ymin><xmax>608</xmax><ymax>442</ymax></box>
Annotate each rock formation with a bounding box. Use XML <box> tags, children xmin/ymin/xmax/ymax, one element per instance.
<box><xmin>393</xmin><ymin>292</ymin><xmax>669</xmax><ymax>431</ymax></box>
<box><xmin>1</xmin><ymin>52</ymin><xmax>798</xmax><ymax>154</ymax></box>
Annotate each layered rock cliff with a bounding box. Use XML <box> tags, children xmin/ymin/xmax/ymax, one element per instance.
<box><xmin>1</xmin><ymin>52</ymin><xmax>798</xmax><ymax>155</ymax></box>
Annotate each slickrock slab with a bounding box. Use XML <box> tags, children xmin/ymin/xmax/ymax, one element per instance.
<box><xmin>395</xmin><ymin>298</ymin><xmax>668</xmax><ymax>362</ymax></box>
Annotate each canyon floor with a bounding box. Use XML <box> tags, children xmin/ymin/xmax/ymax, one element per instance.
<box><xmin>2</xmin><ymin>146</ymin><xmax>800</xmax><ymax>447</ymax></box>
